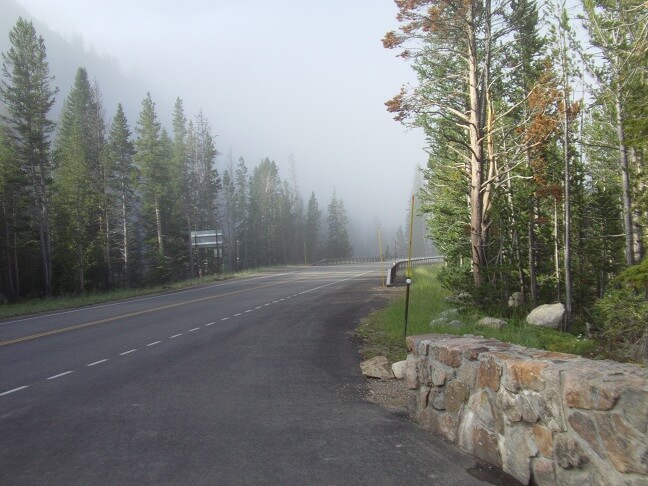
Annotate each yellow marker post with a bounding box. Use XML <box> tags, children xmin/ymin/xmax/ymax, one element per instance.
<box><xmin>378</xmin><ymin>226</ymin><xmax>385</xmax><ymax>288</ymax></box>
<box><xmin>404</xmin><ymin>195</ymin><xmax>415</xmax><ymax>339</ymax></box>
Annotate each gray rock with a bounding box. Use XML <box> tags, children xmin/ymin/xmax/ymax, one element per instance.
<box><xmin>430</xmin><ymin>317</ymin><xmax>450</xmax><ymax>327</ymax></box>
<box><xmin>391</xmin><ymin>360</ymin><xmax>407</xmax><ymax>380</ymax></box>
<box><xmin>440</xmin><ymin>308</ymin><xmax>461</xmax><ymax>318</ymax></box>
<box><xmin>446</xmin><ymin>292</ymin><xmax>472</xmax><ymax>304</ymax></box>
<box><xmin>360</xmin><ymin>356</ymin><xmax>394</xmax><ymax>380</ymax></box>
<box><xmin>448</xmin><ymin>320</ymin><xmax>465</xmax><ymax>328</ymax></box>
<box><xmin>508</xmin><ymin>292</ymin><xmax>525</xmax><ymax>308</ymax></box>
<box><xmin>526</xmin><ymin>303</ymin><xmax>565</xmax><ymax>329</ymax></box>
<box><xmin>478</xmin><ymin>317</ymin><xmax>506</xmax><ymax>330</ymax></box>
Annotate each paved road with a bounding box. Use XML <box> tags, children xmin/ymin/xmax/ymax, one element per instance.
<box><xmin>1</xmin><ymin>264</ymin><xmax>496</xmax><ymax>485</ymax></box>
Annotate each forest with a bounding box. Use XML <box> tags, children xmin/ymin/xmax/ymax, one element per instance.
<box><xmin>0</xmin><ymin>18</ymin><xmax>354</xmax><ymax>299</ymax></box>
<box><xmin>384</xmin><ymin>0</ymin><xmax>648</xmax><ymax>361</ymax></box>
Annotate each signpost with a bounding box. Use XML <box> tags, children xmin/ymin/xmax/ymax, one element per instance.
<box><xmin>191</xmin><ymin>230</ymin><xmax>223</xmax><ymax>275</ymax></box>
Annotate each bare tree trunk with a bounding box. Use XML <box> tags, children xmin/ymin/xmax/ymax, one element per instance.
<box><xmin>553</xmin><ymin>198</ymin><xmax>561</xmax><ymax>302</ymax></box>
<box><xmin>2</xmin><ymin>200</ymin><xmax>16</xmax><ymax>298</ymax></box>
<box><xmin>562</xmin><ymin>87</ymin><xmax>573</xmax><ymax>332</ymax></box>
<box><xmin>35</xmin><ymin>159</ymin><xmax>53</xmax><ymax>297</ymax></box>
<box><xmin>528</xmin><ymin>197</ymin><xmax>539</xmax><ymax>307</ymax></box>
<box><xmin>616</xmin><ymin>86</ymin><xmax>635</xmax><ymax>266</ymax></box>
<box><xmin>155</xmin><ymin>196</ymin><xmax>164</xmax><ymax>256</ymax></box>
<box><xmin>121</xmin><ymin>193</ymin><xmax>130</xmax><ymax>287</ymax></box>
<box><xmin>467</xmin><ymin>13</ymin><xmax>487</xmax><ymax>288</ymax></box>
<box><xmin>631</xmin><ymin>147</ymin><xmax>644</xmax><ymax>261</ymax></box>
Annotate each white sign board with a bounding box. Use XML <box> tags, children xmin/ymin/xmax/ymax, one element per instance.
<box><xmin>191</xmin><ymin>230</ymin><xmax>223</xmax><ymax>248</ymax></box>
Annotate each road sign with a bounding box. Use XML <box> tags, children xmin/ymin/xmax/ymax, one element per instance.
<box><xmin>191</xmin><ymin>230</ymin><xmax>223</xmax><ymax>248</ymax></box>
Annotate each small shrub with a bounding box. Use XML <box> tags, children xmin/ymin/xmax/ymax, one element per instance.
<box><xmin>593</xmin><ymin>286</ymin><xmax>648</xmax><ymax>364</ymax></box>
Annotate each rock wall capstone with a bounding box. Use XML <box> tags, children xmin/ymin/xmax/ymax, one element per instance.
<box><xmin>404</xmin><ymin>334</ymin><xmax>648</xmax><ymax>485</ymax></box>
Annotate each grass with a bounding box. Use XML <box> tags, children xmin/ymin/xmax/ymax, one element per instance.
<box><xmin>356</xmin><ymin>265</ymin><xmax>597</xmax><ymax>363</ymax></box>
<box><xmin>0</xmin><ymin>270</ymin><xmax>261</xmax><ymax>320</ymax></box>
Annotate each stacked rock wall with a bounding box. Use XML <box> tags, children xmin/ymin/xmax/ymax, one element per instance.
<box><xmin>405</xmin><ymin>334</ymin><xmax>648</xmax><ymax>485</ymax></box>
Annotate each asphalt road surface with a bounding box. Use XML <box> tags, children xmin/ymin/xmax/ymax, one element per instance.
<box><xmin>1</xmin><ymin>264</ymin><xmax>498</xmax><ymax>485</ymax></box>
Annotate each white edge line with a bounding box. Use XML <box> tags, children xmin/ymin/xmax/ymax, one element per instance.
<box><xmin>87</xmin><ymin>359</ymin><xmax>109</xmax><ymax>367</ymax></box>
<box><xmin>146</xmin><ymin>341</ymin><xmax>161</xmax><ymax>347</ymax></box>
<box><xmin>119</xmin><ymin>349</ymin><xmax>137</xmax><ymax>356</ymax></box>
<box><xmin>170</xmin><ymin>333</ymin><xmax>182</xmax><ymax>338</ymax></box>
<box><xmin>244</xmin><ymin>310</ymin><xmax>252</xmax><ymax>313</ymax></box>
<box><xmin>0</xmin><ymin>385</ymin><xmax>28</xmax><ymax>397</ymax></box>
<box><xmin>206</xmin><ymin>321</ymin><xmax>215</xmax><ymax>326</ymax></box>
<box><xmin>298</xmin><ymin>271</ymin><xmax>372</xmax><ymax>295</ymax></box>
<box><xmin>47</xmin><ymin>371</ymin><xmax>74</xmax><ymax>380</ymax></box>
<box><xmin>220</xmin><ymin>317</ymin><xmax>229</xmax><ymax>321</ymax></box>
<box><xmin>233</xmin><ymin>313</ymin><xmax>242</xmax><ymax>317</ymax></box>
<box><xmin>189</xmin><ymin>327</ymin><xmax>200</xmax><ymax>332</ymax></box>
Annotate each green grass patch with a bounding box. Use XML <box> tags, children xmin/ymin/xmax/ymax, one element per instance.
<box><xmin>357</xmin><ymin>265</ymin><xmax>597</xmax><ymax>363</ymax></box>
<box><xmin>0</xmin><ymin>270</ymin><xmax>260</xmax><ymax>320</ymax></box>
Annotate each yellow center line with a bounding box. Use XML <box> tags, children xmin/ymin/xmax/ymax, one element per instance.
<box><xmin>0</xmin><ymin>278</ymin><xmax>304</xmax><ymax>347</ymax></box>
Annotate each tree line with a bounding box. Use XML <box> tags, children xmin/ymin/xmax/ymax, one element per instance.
<box><xmin>0</xmin><ymin>18</ymin><xmax>353</xmax><ymax>300</ymax></box>
<box><xmin>384</xmin><ymin>0</ymin><xmax>647</xmax><ymax>353</ymax></box>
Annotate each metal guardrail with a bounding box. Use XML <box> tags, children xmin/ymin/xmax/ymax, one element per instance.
<box><xmin>310</xmin><ymin>257</ymin><xmax>382</xmax><ymax>266</ymax></box>
<box><xmin>386</xmin><ymin>256</ymin><xmax>445</xmax><ymax>287</ymax></box>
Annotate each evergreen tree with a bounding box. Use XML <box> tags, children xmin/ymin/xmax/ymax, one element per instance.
<box><xmin>394</xmin><ymin>226</ymin><xmax>407</xmax><ymax>259</ymax></box>
<box><xmin>233</xmin><ymin>156</ymin><xmax>249</xmax><ymax>268</ymax></box>
<box><xmin>169</xmin><ymin>97</ymin><xmax>195</xmax><ymax>277</ymax></box>
<box><xmin>248</xmin><ymin>158</ymin><xmax>282</xmax><ymax>266</ymax></box>
<box><xmin>0</xmin><ymin>18</ymin><xmax>58</xmax><ymax>296</ymax></box>
<box><xmin>52</xmin><ymin>67</ymin><xmax>105</xmax><ymax>293</ymax></box>
<box><xmin>106</xmin><ymin>103</ymin><xmax>137</xmax><ymax>286</ymax></box>
<box><xmin>0</xmin><ymin>123</ymin><xmax>24</xmax><ymax>299</ymax></box>
<box><xmin>133</xmin><ymin>92</ymin><xmax>170</xmax><ymax>281</ymax></box>
<box><xmin>326</xmin><ymin>190</ymin><xmax>352</xmax><ymax>259</ymax></box>
<box><xmin>304</xmin><ymin>191</ymin><xmax>321</xmax><ymax>264</ymax></box>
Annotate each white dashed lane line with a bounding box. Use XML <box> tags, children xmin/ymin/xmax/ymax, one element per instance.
<box><xmin>0</xmin><ymin>385</ymin><xmax>28</xmax><ymax>397</ymax></box>
<box><xmin>2</xmin><ymin>286</ymin><xmax>326</xmax><ymax>399</ymax></box>
<box><xmin>87</xmin><ymin>359</ymin><xmax>109</xmax><ymax>367</ymax></box>
<box><xmin>47</xmin><ymin>371</ymin><xmax>74</xmax><ymax>380</ymax></box>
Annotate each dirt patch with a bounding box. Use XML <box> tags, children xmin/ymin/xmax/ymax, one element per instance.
<box><xmin>365</xmin><ymin>377</ymin><xmax>411</xmax><ymax>412</ymax></box>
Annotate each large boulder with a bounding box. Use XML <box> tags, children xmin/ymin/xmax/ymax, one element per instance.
<box><xmin>360</xmin><ymin>356</ymin><xmax>394</xmax><ymax>380</ymax></box>
<box><xmin>526</xmin><ymin>303</ymin><xmax>565</xmax><ymax>329</ymax></box>
<box><xmin>478</xmin><ymin>317</ymin><xmax>506</xmax><ymax>330</ymax></box>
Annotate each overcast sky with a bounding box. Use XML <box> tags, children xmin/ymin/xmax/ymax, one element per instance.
<box><xmin>12</xmin><ymin>0</ymin><xmax>427</xmax><ymax>253</ymax></box>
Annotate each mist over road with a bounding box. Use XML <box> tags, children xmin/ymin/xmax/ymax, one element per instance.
<box><xmin>1</xmin><ymin>264</ymin><xmax>488</xmax><ymax>485</ymax></box>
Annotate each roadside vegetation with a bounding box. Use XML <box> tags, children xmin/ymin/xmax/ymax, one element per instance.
<box><xmin>357</xmin><ymin>265</ymin><xmax>598</xmax><ymax>364</ymax></box>
<box><xmin>0</xmin><ymin>271</ymin><xmax>254</xmax><ymax>320</ymax></box>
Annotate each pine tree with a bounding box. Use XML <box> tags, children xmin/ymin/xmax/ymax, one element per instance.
<box><xmin>233</xmin><ymin>157</ymin><xmax>249</xmax><ymax>268</ymax></box>
<box><xmin>106</xmin><ymin>103</ymin><xmax>137</xmax><ymax>286</ymax></box>
<box><xmin>248</xmin><ymin>158</ymin><xmax>281</xmax><ymax>266</ymax></box>
<box><xmin>170</xmin><ymin>98</ymin><xmax>197</xmax><ymax>277</ymax></box>
<box><xmin>0</xmin><ymin>18</ymin><xmax>58</xmax><ymax>296</ymax></box>
<box><xmin>384</xmin><ymin>0</ymin><xmax>512</xmax><ymax>287</ymax></box>
<box><xmin>133</xmin><ymin>93</ymin><xmax>170</xmax><ymax>281</ymax></box>
<box><xmin>326</xmin><ymin>190</ymin><xmax>352</xmax><ymax>259</ymax></box>
<box><xmin>52</xmin><ymin>67</ymin><xmax>105</xmax><ymax>292</ymax></box>
<box><xmin>304</xmin><ymin>191</ymin><xmax>321</xmax><ymax>264</ymax></box>
<box><xmin>0</xmin><ymin>123</ymin><xmax>24</xmax><ymax>299</ymax></box>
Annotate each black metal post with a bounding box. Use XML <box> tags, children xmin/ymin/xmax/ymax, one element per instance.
<box><xmin>404</xmin><ymin>277</ymin><xmax>412</xmax><ymax>339</ymax></box>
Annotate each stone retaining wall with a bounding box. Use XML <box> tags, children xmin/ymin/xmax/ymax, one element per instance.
<box><xmin>404</xmin><ymin>334</ymin><xmax>648</xmax><ymax>485</ymax></box>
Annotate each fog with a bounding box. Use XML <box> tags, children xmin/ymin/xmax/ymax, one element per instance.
<box><xmin>8</xmin><ymin>0</ymin><xmax>428</xmax><ymax>256</ymax></box>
